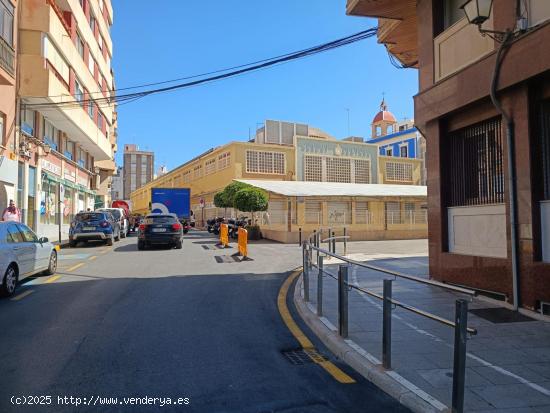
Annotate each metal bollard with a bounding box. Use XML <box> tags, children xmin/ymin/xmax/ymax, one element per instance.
<box><xmin>332</xmin><ymin>230</ymin><xmax>336</xmax><ymax>254</ymax></box>
<box><xmin>302</xmin><ymin>243</ymin><xmax>309</xmax><ymax>302</ymax></box>
<box><xmin>452</xmin><ymin>299</ymin><xmax>469</xmax><ymax>413</ymax></box>
<box><xmin>317</xmin><ymin>255</ymin><xmax>324</xmax><ymax>316</ymax></box>
<box><xmin>338</xmin><ymin>265</ymin><xmax>349</xmax><ymax>338</ymax></box>
<box><xmin>382</xmin><ymin>279</ymin><xmax>393</xmax><ymax>370</ymax></box>
<box><xmin>327</xmin><ymin>228</ymin><xmax>332</xmax><ymax>252</ymax></box>
<box><xmin>343</xmin><ymin>227</ymin><xmax>347</xmax><ymax>256</ymax></box>
<box><xmin>315</xmin><ymin>231</ymin><xmax>320</xmax><ymax>261</ymax></box>
<box><xmin>298</xmin><ymin>227</ymin><xmax>302</xmax><ymax>246</ymax></box>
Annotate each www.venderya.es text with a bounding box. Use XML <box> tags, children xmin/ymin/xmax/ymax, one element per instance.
<box><xmin>11</xmin><ymin>395</ymin><xmax>190</xmax><ymax>407</ymax></box>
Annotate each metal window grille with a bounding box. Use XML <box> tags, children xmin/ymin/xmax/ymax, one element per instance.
<box><xmin>539</xmin><ymin>100</ymin><xmax>550</xmax><ymax>200</ymax></box>
<box><xmin>354</xmin><ymin>159</ymin><xmax>371</xmax><ymax>184</ymax></box>
<box><xmin>326</xmin><ymin>157</ymin><xmax>351</xmax><ymax>183</ymax></box>
<box><xmin>305</xmin><ymin>201</ymin><xmax>322</xmax><ymax>225</ymax></box>
<box><xmin>355</xmin><ymin>201</ymin><xmax>371</xmax><ymax>224</ymax></box>
<box><xmin>386</xmin><ymin>161</ymin><xmax>413</xmax><ymax>182</ymax></box>
<box><xmin>246</xmin><ymin>150</ymin><xmax>285</xmax><ymax>174</ymax></box>
<box><xmin>205</xmin><ymin>158</ymin><xmax>216</xmax><ymax>175</ymax></box>
<box><xmin>445</xmin><ymin>117</ymin><xmax>504</xmax><ymax>207</ymax></box>
<box><xmin>328</xmin><ymin>201</ymin><xmax>351</xmax><ymax>225</ymax></box>
<box><xmin>304</xmin><ymin>155</ymin><xmax>322</xmax><ymax>182</ymax></box>
<box><xmin>217</xmin><ymin>152</ymin><xmax>231</xmax><ymax>170</ymax></box>
<box><xmin>193</xmin><ymin>165</ymin><xmax>202</xmax><ymax>179</ymax></box>
<box><xmin>266</xmin><ymin>200</ymin><xmax>286</xmax><ymax>225</ymax></box>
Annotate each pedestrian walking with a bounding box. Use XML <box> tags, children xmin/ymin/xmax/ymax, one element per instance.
<box><xmin>2</xmin><ymin>200</ymin><xmax>22</xmax><ymax>222</ymax></box>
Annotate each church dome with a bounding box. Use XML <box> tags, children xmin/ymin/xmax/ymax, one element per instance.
<box><xmin>372</xmin><ymin>99</ymin><xmax>396</xmax><ymax>124</ymax></box>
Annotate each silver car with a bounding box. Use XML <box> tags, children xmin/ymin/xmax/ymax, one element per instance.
<box><xmin>0</xmin><ymin>222</ymin><xmax>57</xmax><ymax>297</ymax></box>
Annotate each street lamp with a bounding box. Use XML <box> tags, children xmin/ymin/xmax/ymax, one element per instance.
<box><xmin>460</xmin><ymin>0</ymin><xmax>508</xmax><ymax>42</ymax></box>
<box><xmin>461</xmin><ymin>0</ymin><xmax>493</xmax><ymax>26</ymax></box>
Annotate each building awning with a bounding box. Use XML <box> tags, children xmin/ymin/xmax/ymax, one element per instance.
<box><xmin>236</xmin><ymin>180</ymin><xmax>427</xmax><ymax>198</ymax></box>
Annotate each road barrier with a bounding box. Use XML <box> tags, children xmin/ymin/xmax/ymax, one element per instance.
<box><xmin>219</xmin><ymin>224</ymin><xmax>229</xmax><ymax>248</ymax></box>
<box><xmin>237</xmin><ymin>227</ymin><xmax>250</xmax><ymax>260</ymax></box>
<box><xmin>302</xmin><ymin>235</ymin><xmax>478</xmax><ymax>413</ymax></box>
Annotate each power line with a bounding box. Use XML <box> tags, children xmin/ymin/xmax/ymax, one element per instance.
<box><xmin>24</xmin><ymin>28</ymin><xmax>378</xmax><ymax>110</ymax></box>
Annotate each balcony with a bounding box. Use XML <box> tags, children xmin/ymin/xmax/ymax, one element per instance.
<box><xmin>0</xmin><ymin>36</ymin><xmax>15</xmax><ymax>83</ymax></box>
<box><xmin>19</xmin><ymin>54</ymin><xmax>112</xmax><ymax>161</ymax></box>
<box><xmin>434</xmin><ymin>17</ymin><xmax>495</xmax><ymax>82</ymax></box>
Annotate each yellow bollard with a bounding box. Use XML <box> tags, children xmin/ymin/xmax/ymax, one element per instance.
<box><xmin>238</xmin><ymin>227</ymin><xmax>251</xmax><ymax>261</ymax></box>
<box><xmin>220</xmin><ymin>223</ymin><xmax>229</xmax><ymax>248</ymax></box>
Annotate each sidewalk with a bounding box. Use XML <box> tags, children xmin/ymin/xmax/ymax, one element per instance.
<box><xmin>297</xmin><ymin>242</ymin><xmax>550</xmax><ymax>412</ymax></box>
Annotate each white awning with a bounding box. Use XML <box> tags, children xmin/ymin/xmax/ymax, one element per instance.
<box><xmin>236</xmin><ymin>180</ymin><xmax>427</xmax><ymax>197</ymax></box>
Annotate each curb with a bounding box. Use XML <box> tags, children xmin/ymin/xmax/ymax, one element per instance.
<box><xmin>293</xmin><ymin>273</ymin><xmax>449</xmax><ymax>413</ymax></box>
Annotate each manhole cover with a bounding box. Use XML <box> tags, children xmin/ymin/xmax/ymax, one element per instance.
<box><xmin>282</xmin><ymin>348</ymin><xmax>327</xmax><ymax>365</ymax></box>
<box><xmin>469</xmin><ymin>307</ymin><xmax>536</xmax><ymax>323</ymax></box>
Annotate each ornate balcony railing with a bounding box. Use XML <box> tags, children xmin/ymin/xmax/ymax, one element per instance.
<box><xmin>0</xmin><ymin>36</ymin><xmax>15</xmax><ymax>77</ymax></box>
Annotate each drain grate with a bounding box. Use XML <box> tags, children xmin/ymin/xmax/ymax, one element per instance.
<box><xmin>214</xmin><ymin>255</ymin><xmax>242</xmax><ymax>263</ymax></box>
<box><xmin>282</xmin><ymin>348</ymin><xmax>327</xmax><ymax>365</ymax></box>
<box><xmin>469</xmin><ymin>307</ymin><xmax>536</xmax><ymax>323</ymax></box>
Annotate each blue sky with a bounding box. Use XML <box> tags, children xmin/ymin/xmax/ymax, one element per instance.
<box><xmin>111</xmin><ymin>0</ymin><xmax>418</xmax><ymax>171</ymax></box>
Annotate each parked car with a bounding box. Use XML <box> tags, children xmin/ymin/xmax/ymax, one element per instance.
<box><xmin>97</xmin><ymin>208</ymin><xmax>129</xmax><ymax>238</ymax></box>
<box><xmin>69</xmin><ymin>211</ymin><xmax>120</xmax><ymax>247</ymax></box>
<box><xmin>0</xmin><ymin>222</ymin><xmax>57</xmax><ymax>297</ymax></box>
<box><xmin>138</xmin><ymin>213</ymin><xmax>183</xmax><ymax>250</ymax></box>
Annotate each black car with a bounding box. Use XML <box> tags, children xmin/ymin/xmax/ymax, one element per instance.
<box><xmin>138</xmin><ymin>213</ymin><xmax>183</xmax><ymax>250</ymax></box>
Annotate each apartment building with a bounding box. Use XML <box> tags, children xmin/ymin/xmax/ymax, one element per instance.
<box><xmin>122</xmin><ymin>144</ymin><xmax>153</xmax><ymax>199</ymax></box>
<box><xmin>110</xmin><ymin>165</ymin><xmax>122</xmax><ymax>200</ymax></box>
<box><xmin>12</xmin><ymin>0</ymin><xmax>117</xmax><ymax>240</ymax></box>
<box><xmin>0</xmin><ymin>0</ymin><xmax>17</xmax><ymax>211</ymax></box>
<box><xmin>131</xmin><ymin>119</ymin><xmax>426</xmax><ymax>242</ymax></box>
<box><xmin>347</xmin><ymin>0</ymin><xmax>550</xmax><ymax>312</ymax></box>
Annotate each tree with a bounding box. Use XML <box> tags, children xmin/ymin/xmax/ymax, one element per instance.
<box><xmin>234</xmin><ymin>187</ymin><xmax>268</xmax><ymax>213</ymax></box>
<box><xmin>222</xmin><ymin>181</ymin><xmax>250</xmax><ymax>208</ymax></box>
<box><xmin>213</xmin><ymin>191</ymin><xmax>231</xmax><ymax>216</ymax></box>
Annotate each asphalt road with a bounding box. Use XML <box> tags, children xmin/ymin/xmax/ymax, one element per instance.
<box><xmin>0</xmin><ymin>231</ymin><xmax>409</xmax><ymax>413</ymax></box>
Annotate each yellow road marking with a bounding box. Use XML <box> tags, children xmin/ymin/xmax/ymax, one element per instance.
<box><xmin>100</xmin><ymin>248</ymin><xmax>110</xmax><ymax>254</ymax></box>
<box><xmin>11</xmin><ymin>290</ymin><xmax>34</xmax><ymax>301</ymax></box>
<box><xmin>67</xmin><ymin>263</ymin><xmax>85</xmax><ymax>272</ymax></box>
<box><xmin>88</xmin><ymin>256</ymin><xmax>98</xmax><ymax>261</ymax></box>
<box><xmin>44</xmin><ymin>275</ymin><xmax>61</xmax><ymax>284</ymax></box>
<box><xmin>278</xmin><ymin>270</ymin><xmax>355</xmax><ymax>384</ymax></box>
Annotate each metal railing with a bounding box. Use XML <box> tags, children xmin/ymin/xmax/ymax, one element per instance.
<box><xmin>301</xmin><ymin>234</ymin><xmax>477</xmax><ymax>413</ymax></box>
<box><xmin>0</xmin><ymin>36</ymin><xmax>15</xmax><ymax>76</ymax></box>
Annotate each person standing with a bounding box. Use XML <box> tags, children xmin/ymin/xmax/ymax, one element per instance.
<box><xmin>2</xmin><ymin>200</ymin><xmax>22</xmax><ymax>222</ymax></box>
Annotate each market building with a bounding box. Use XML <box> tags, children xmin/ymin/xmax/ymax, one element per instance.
<box><xmin>347</xmin><ymin>0</ymin><xmax>550</xmax><ymax>312</ymax></box>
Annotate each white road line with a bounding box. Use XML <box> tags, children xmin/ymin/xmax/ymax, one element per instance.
<box><xmin>350</xmin><ymin>266</ymin><xmax>550</xmax><ymax>398</ymax></box>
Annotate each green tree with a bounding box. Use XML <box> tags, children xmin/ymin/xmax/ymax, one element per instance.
<box><xmin>213</xmin><ymin>191</ymin><xmax>231</xmax><ymax>216</ymax></box>
<box><xmin>233</xmin><ymin>187</ymin><xmax>268</xmax><ymax>213</ymax></box>
<box><xmin>221</xmin><ymin>181</ymin><xmax>250</xmax><ymax>208</ymax></box>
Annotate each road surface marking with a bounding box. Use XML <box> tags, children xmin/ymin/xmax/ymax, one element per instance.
<box><xmin>11</xmin><ymin>290</ymin><xmax>34</xmax><ymax>301</ymax></box>
<box><xmin>67</xmin><ymin>263</ymin><xmax>85</xmax><ymax>272</ymax></box>
<box><xmin>44</xmin><ymin>275</ymin><xmax>61</xmax><ymax>284</ymax></box>
<box><xmin>278</xmin><ymin>270</ymin><xmax>355</xmax><ymax>384</ymax></box>
<box><xmin>88</xmin><ymin>256</ymin><xmax>97</xmax><ymax>261</ymax></box>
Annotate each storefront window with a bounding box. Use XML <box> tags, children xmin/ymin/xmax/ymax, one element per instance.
<box><xmin>40</xmin><ymin>179</ymin><xmax>58</xmax><ymax>225</ymax></box>
<box><xmin>27</xmin><ymin>166</ymin><xmax>36</xmax><ymax>230</ymax></box>
<box><xmin>77</xmin><ymin>192</ymin><xmax>85</xmax><ymax>213</ymax></box>
<box><xmin>63</xmin><ymin>187</ymin><xmax>74</xmax><ymax>225</ymax></box>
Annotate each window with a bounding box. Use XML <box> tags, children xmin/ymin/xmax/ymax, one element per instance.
<box><xmin>88</xmin><ymin>55</ymin><xmax>95</xmax><ymax>75</ymax></box>
<box><xmin>63</xmin><ymin>187</ymin><xmax>73</xmax><ymax>225</ymax></box>
<box><xmin>326</xmin><ymin>157</ymin><xmax>351</xmax><ymax>183</ymax></box>
<box><xmin>21</xmin><ymin>108</ymin><xmax>35</xmax><ymax>136</ymax></box>
<box><xmin>193</xmin><ymin>164</ymin><xmax>203</xmax><ymax>179</ymax></box>
<box><xmin>6</xmin><ymin>224</ymin><xmax>23</xmax><ymax>243</ymax></box>
<box><xmin>65</xmin><ymin>140</ymin><xmax>75</xmax><ymax>161</ymax></box>
<box><xmin>304</xmin><ymin>155</ymin><xmax>322</xmax><ymax>182</ymax></box>
<box><xmin>355</xmin><ymin>201</ymin><xmax>370</xmax><ymax>224</ymax></box>
<box><xmin>217</xmin><ymin>152</ymin><xmax>231</xmax><ymax>169</ymax></box>
<box><xmin>386</xmin><ymin>161</ymin><xmax>413</xmax><ymax>182</ymax></box>
<box><xmin>328</xmin><ymin>201</ymin><xmax>351</xmax><ymax>225</ymax></box>
<box><xmin>88</xmin><ymin>101</ymin><xmax>94</xmax><ymax>119</ymax></box>
<box><xmin>205</xmin><ymin>158</ymin><xmax>216</xmax><ymax>175</ymax></box>
<box><xmin>354</xmin><ymin>159</ymin><xmax>371</xmax><ymax>184</ymax></box>
<box><xmin>183</xmin><ymin>170</ymin><xmax>191</xmax><ymax>184</ymax></box>
<box><xmin>386</xmin><ymin>147</ymin><xmax>393</xmax><ymax>157</ymax></box>
<box><xmin>445</xmin><ymin>117</ymin><xmax>504</xmax><ymax>207</ymax></box>
<box><xmin>40</xmin><ymin>179</ymin><xmax>58</xmax><ymax>225</ymax></box>
<box><xmin>305</xmin><ymin>201</ymin><xmax>322</xmax><ymax>225</ymax></box>
<box><xmin>246</xmin><ymin>150</ymin><xmax>285</xmax><ymax>174</ymax></box>
<box><xmin>0</xmin><ymin>0</ymin><xmax>14</xmax><ymax>46</ymax></box>
<box><xmin>43</xmin><ymin>119</ymin><xmax>58</xmax><ymax>151</ymax></box>
<box><xmin>538</xmin><ymin>99</ymin><xmax>550</xmax><ymax>200</ymax></box>
<box><xmin>376</xmin><ymin>126</ymin><xmax>382</xmax><ymax>136</ymax></box>
<box><xmin>386</xmin><ymin>201</ymin><xmax>401</xmax><ymax>224</ymax></box>
<box><xmin>43</xmin><ymin>35</ymin><xmax>70</xmax><ymax>84</ymax></box>
<box><xmin>400</xmin><ymin>145</ymin><xmax>408</xmax><ymax>158</ymax></box>
<box><xmin>78</xmin><ymin>147</ymin><xmax>86</xmax><ymax>168</ymax></box>
<box><xmin>0</xmin><ymin>112</ymin><xmax>4</xmax><ymax>146</ymax></box>
<box><xmin>76</xmin><ymin>33</ymin><xmax>85</xmax><ymax>59</ymax></box>
<box><xmin>75</xmin><ymin>79</ymin><xmax>84</xmax><ymax>106</ymax></box>
<box><xmin>444</xmin><ymin>0</ymin><xmax>464</xmax><ymax>29</ymax></box>
<box><xmin>18</xmin><ymin>224</ymin><xmax>38</xmax><ymax>243</ymax></box>
<box><xmin>97</xmin><ymin>111</ymin><xmax>104</xmax><ymax>132</ymax></box>
<box><xmin>89</xmin><ymin>14</ymin><xmax>96</xmax><ymax>33</ymax></box>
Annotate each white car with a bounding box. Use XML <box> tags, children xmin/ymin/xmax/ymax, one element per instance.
<box><xmin>0</xmin><ymin>222</ymin><xmax>57</xmax><ymax>297</ymax></box>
